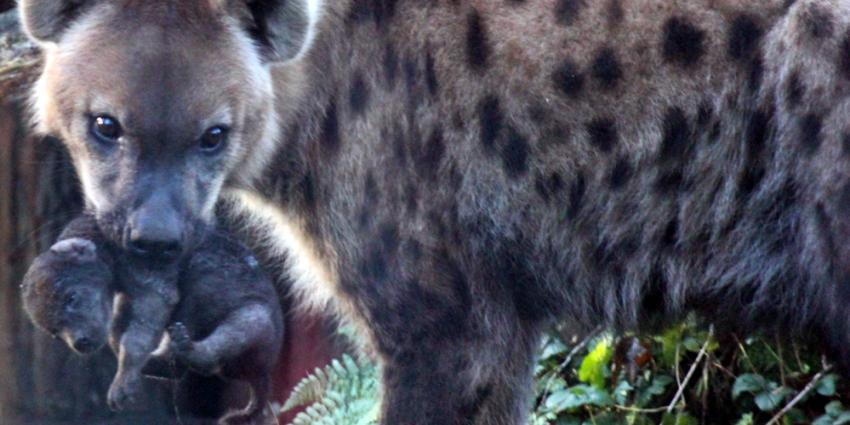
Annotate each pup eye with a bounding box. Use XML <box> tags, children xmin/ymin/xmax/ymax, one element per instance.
<box><xmin>198</xmin><ymin>126</ymin><xmax>229</xmax><ymax>153</ymax></box>
<box><xmin>91</xmin><ymin>115</ymin><xmax>122</xmax><ymax>142</ymax></box>
<box><xmin>64</xmin><ymin>292</ymin><xmax>78</xmax><ymax>308</ymax></box>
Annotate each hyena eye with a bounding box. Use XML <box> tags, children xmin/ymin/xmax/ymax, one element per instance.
<box><xmin>198</xmin><ymin>126</ymin><xmax>229</xmax><ymax>153</ymax></box>
<box><xmin>91</xmin><ymin>115</ymin><xmax>122</xmax><ymax>142</ymax></box>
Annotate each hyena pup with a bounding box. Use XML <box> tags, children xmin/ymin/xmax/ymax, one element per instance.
<box><xmin>21</xmin><ymin>214</ymin><xmax>284</xmax><ymax>425</ymax></box>
<box><xmin>20</xmin><ymin>0</ymin><xmax>850</xmax><ymax>423</ymax></box>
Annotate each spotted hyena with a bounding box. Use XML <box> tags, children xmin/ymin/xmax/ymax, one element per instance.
<box><xmin>18</xmin><ymin>0</ymin><xmax>850</xmax><ymax>423</ymax></box>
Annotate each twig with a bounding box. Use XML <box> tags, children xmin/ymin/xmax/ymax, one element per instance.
<box><xmin>614</xmin><ymin>404</ymin><xmax>670</xmax><ymax>413</ymax></box>
<box><xmin>666</xmin><ymin>327</ymin><xmax>714</xmax><ymax>413</ymax></box>
<box><xmin>765</xmin><ymin>364</ymin><xmax>833</xmax><ymax>425</ymax></box>
<box><xmin>540</xmin><ymin>325</ymin><xmax>604</xmax><ymax>404</ymax></box>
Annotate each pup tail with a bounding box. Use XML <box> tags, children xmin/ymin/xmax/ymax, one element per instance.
<box><xmin>220</xmin><ymin>378</ymin><xmax>272</xmax><ymax>425</ymax></box>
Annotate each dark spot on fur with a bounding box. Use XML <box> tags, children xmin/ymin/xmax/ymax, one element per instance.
<box><xmin>663</xmin><ymin>17</ymin><xmax>705</xmax><ymax>67</ymax></box>
<box><xmin>365</xmin><ymin>172</ymin><xmax>380</xmax><ymax>205</ymax></box>
<box><xmin>300</xmin><ymin>174</ymin><xmax>316</xmax><ymax>210</ymax></box>
<box><xmin>555</xmin><ymin>0</ymin><xmax>585</xmax><ymax>26</ymax></box>
<box><xmin>737</xmin><ymin>110</ymin><xmax>772</xmax><ymax>200</ymax></box>
<box><xmin>379</xmin><ymin>224</ymin><xmax>400</xmax><ymax>253</ymax></box>
<box><xmin>479</xmin><ymin>95</ymin><xmax>503</xmax><ymax>153</ymax></box>
<box><xmin>662</xmin><ymin>218</ymin><xmax>678</xmax><ymax>247</ymax></box>
<box><xmin>320</xmin><ymin>100</ymin><xmax>340</xmax><ymax>154</ymax></box>
<box><xmin>425</xmin><ymin>50</ymin><xmax>439</xmax><ymax>96</ymax></box>
<box><xmin>841</xmin><ymin>30</ymin><xmax>850</xmax><ymax>80</ymax></box>
<box><xmin>746</xmin><ymin>110</ymin><xmax>770</xmax><ymax>163</ymax></box>
<box><xmin>739</xmin><ymin>168</ymin><xmax>765</xmax><ymax>200</ymax></box>
<box><xmin>642</xmin><ymin>266</ymin><xmax>667</xmax><ymax>318</ymax></box>
<box><xmin>420</xmin><ymin>127</ymin><xmax>446</xmax><ymax>180</ymax></box>
<box><xmin>405</xmin><ymin>184</ymin><xmax>418</xmax><ymax>214</ymax></box>
<box><xmin>567</xmin><ymin>173</ymin><xmax>586</xmax><ymax>219</ymax></box>
<box><xmin>786</xmin><ymin>71</ymin><xmax>804</xmax><ymax>107</ymax></box>
<box><xmin>592</xmin><ymin>47</ymin><xmax>623</xmax><ymax>89</ymax></box>
<box><xmin>609</xmin><ymin>157</ymin><xmax>632</xmax><ymax>190</ymax></box>
<box><xmin>502</xmin><ymin>127</ymin><xmax>530</xmax><ymax>179</ymax></box>
<box><xmin>728</xmin><ymin>14</ymin><xmax>763</xmax><ymax>61</ymax></box>
<box><xmin>466</xmin><ymin>10</ymin><xmax>490</xmax><ymax>71</ymax></box>
<box><xmin>553</xmin><ymin>60</ymin><xmax>584</xmax><ymax>97</ymax></box>
<box><xmin>383</xmin><ymin>43</ymin><xmax>398</xmax><ymax>87</ymax></box>
<box><xmin>843</xmin><ymin>133</ymin><xmax>850</xmax><ymax>157</ymax></box>
<box><xmin>393</xmin><ymin>122</ymin><xmax>407</xmax><ymax>166</ymax></box>
<box><xmin>748</xmin><ymin>58</ymin><xmax>764</xmax><ymax>93</ymax></box>
<box><xmin>535</xmin><ymin>172</ymin><xmax>565</xmax><ymax>203</ymax></box>
<box><xmin>587</xmin><ymin>119</ymin><xmax>618</xmax><ymax>153</ymax></box>
<box><xmin>710</xmin><ymin>121</ymin><xmax>722</xmax><ymax>142</ymax></box>
<box><xmin>459</xmin><ymin>385</ymin><xmax>492</xmax><ymax>423</ymax></box>
<box><xmin>655</xmin><ymin>171</ymin><xmax>684</xmax><ymax>195</ymax></box>
<box><xmin>659</xmin><ymin>107</ymin><xmax>691</xmax><ymax>161</ymax></box>
<box><xmin>403</xmin><ymin>58</ymin><xmax>419</xmax><ymax>90</ymax></box>
<box><xmin>607</xmin><ymin>0</ymin><xmax>624</xmax><ymax>25</ymax></box>
<box><xmin>697</xmin><ymin>102</ymin><xmax>713</xmax><ymax>127</ymax></box>
<box><xmin>800</xmin><ymin>113</ymin><xmax>823</xmax><ymax>155</ymax></box>
<box><xmin>804</xmin><ymin>4</ymin><xmax>834</xmax><ymax>39</ymax></box>
<box><xmin>350</xmin><ymin>73</ymin><xmax>370</xmax><ymax>115</ymax></box>
<box><xmin>359</xmin><ymin>246</ymin><xmax>388</xmax><ymax>282</ymax></box>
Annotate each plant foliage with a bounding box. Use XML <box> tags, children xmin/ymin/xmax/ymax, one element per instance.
<box><xmin>281</xmin><ymin>318</ymin><xmax>850</xmax><ymax>425</ymax></box>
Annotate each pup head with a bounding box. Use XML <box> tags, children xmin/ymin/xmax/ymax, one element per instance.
<box><xmin>21</xmin><ymin>238</ymin><xmax>114</xmax><ymax>354</ymax></box>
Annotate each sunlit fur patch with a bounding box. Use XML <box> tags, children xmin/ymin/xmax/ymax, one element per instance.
<box><xmin>222</xmin><ymin>189</ymin><xmax>338</xmax><ymax>312</ymax></box>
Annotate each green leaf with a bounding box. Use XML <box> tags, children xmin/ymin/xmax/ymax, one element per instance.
<box><xmin>661</xmin><ymin>412</ymin><xmax>698</xmax><ymax>425</ymax></box>
<box><xmin>656</xmin><ymin>327</ymin><xmax>684</xmax><ymax>365</ymax></box>
<box><xmin>545</xmin><ymin>384</ymin><xmax>614</xmax><ymax>411</ymax></box>
<box><xmin>825</xmin><ymin>400</ymin><xmax>847</xmax><ymax>416</ymax></box>
<box><xmin>753</xmin><ymin>386</ymin><xmax>793</xmax><ymax>412</ymax></box>
<box><xmin>541</xmin><ymin>337</ymin><xmax>569</xmax><ymax>361</ymax></box>
<box><xmin>836</xmin><ymin>412</ymin><xmax>850</xmax><ymax>425</ymax></box>
<box><xmin>578</xmin><ymin>337</ymin><xmax>613</xmax><ymax>389</ymax></box>
<box><xmin>781</xmin><ymin>408</ymin><xmax>808</xmax><ymax>425</ymax></box>
<box><xmin>732</xmin><ymin>373</ymin><xmax>767</xmax><ymax>399</ymax></box>
<box><xmin>735</xmin><ymin>413</ymin><xmax>754</xmax><ymax>425</ymax></box>
<box><xmin>816</xmin><ymin>374</ymin><xmax>839</xmax><ymax>397</ymax></box>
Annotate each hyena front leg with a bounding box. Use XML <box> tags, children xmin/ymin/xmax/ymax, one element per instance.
<box><xmin>377</xmin><ymin>312</ymin><xmax>540</xmax><ymax>425</ymax></box>
<box><xmin>362</xmin><ymin>251</ymin><xmax>541</xmax><ymax>425</ymax></box>
<box><xmin>108</xmin><ymin>271</ymin><xmax>178</xmax><ymax>410</ymax></box>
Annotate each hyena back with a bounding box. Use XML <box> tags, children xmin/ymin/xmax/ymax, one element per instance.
<box><xmin>19</xmin><ymin>0</ymin><xmax>850</xmax><ymax>423</ymax></box>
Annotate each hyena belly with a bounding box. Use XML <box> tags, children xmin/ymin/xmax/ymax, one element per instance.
<box><xmin>240</xmin><ymin>0</ymin><xmax>850</xmax><ymax>424</ymax></box>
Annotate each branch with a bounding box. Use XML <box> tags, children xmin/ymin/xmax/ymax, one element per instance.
<box><xmin>765</xmin><ymin>364</ymin><xmax>833</xmax><ymax>425</ymax></box>
<box><xmin>666</xmin><ymin>327</ymin><xmax>714</xmax><ymax>413</ymax></box>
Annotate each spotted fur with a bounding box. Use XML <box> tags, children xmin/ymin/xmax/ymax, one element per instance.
<box><xmin>20</xmin><ymin>0</ymin><xmax>850</xmax><ymax>424</ymax></box>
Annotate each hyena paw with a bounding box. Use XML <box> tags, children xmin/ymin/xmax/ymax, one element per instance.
<box><xmin>107</xmin><ymin>370</ymin><xmax>143</xmax><ymax>411</ymax></box>
<box><xmin>168</xmin><ymin>323</ymin><xmax>218</xmax><ymax>375</ymax></box>
<box><xmin>50</xmin><ymin>238</ymin><xmax>98</xmax><ymax>263</ymax></box>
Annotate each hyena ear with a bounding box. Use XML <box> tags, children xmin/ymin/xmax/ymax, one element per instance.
<box><xmin>242</xmin><ymin>0</ymin><xmax>323</xmax><ymax>62</ymax></box>
<box><xmin>18</xmin><ymin>0</ymin><xmax>90</xmax><ymax>43</ymax></box>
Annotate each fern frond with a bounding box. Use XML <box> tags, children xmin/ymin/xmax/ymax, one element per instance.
<box><xmin>282</xmin><ymin>353</ymin><xmax>380</xmax><ymax>425</ymax></box>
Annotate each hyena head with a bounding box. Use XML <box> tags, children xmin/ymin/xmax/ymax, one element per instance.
<box><xmin>19</xmin><ymin>0</ymin><xmax>318</xmax><ymax>258</ymax></box>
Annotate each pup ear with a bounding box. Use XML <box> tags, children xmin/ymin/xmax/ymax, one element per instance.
<box><xmin>18</xmin><ymin>0</ymin><xmax>90</xmax><ymax>43</ymax></box>
<box><xmin>243</xmin><ymin>0</ymin><xmax>322</xmax><ymax>62</ymax></box>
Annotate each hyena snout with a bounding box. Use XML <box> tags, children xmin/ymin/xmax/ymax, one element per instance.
<box><xmin>124</xmin><ymin>192</ymin><xmax>186</xmax><ymax>260</ymax></box>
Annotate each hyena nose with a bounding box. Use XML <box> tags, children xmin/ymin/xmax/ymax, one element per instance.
<box><xmin>126</xmin><ymin>206</ymin><xmax>184</xmax><ymax>260</ymax></box>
